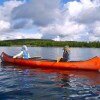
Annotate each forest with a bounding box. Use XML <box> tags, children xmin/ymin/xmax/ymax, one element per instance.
<box><xmin>0</xmin><ymin>39</ymin><xmax>100</xmax><ymax>48</ymax></box>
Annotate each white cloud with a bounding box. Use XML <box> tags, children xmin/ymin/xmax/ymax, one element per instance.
<box><xmin>0</xmin><ymin>0</ymin><xmax>23</xmax><ymax>21</ymax></box>
<box><xmin>0</xmin><ymin>0</ymin><xmax>23</xmax><ymax>33</ymax></box>
<box><xmin>12</xmin><ymin>0</ymin><xmax>61</xmax><ymax>26</ymax></box>
<box><xmin>65</xmin><ymin>0</ymin><xmax>100</xmax><ymax>24</ymax></box>
<box><xmin>40</xmin><ymin>21</ymin><xmax>86</xmax><ymax>35</ymax></box>
<box><xmin>0</xmin><ymin>32</ymin><xmax>42</xmax><ymax>40</ymax></box>
<box><xmin>52</xmin><ymin>36</ymin><xmax>61</xmax><ymax>41</ymax></box>
<box><xmin>92</xmin><ymin>21</ymin><xmax>100</xmax><ymax>36</ymax></box>
<box><xmin>0</xmin><ymin>0</ymin><xmax>100</xmax><ymax>41</ymax></box>
<box><xmin>0</xmin><ymin>20</ymin><xmax>11</xmax><ymax>31</ymax></box>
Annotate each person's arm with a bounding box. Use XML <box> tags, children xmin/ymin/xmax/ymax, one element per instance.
<box><xmin>13</xmin><ymin>51</ymin><xmax>23</xmax><ymax>58</ymax></box>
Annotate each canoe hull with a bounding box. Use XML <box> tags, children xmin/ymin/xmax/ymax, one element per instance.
<box><xmin>1</xmin><ymin>52</ymin><xmax>100</xmax><ymax>71</ymax></box>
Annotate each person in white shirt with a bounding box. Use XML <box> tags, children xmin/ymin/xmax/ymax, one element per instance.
<box><xmin>13</xmin><ymin>45</ymin><xmax>30</xmax><ymax>59</ymax></box>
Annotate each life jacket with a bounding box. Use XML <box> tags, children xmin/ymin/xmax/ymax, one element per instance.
<box><xmin>62</xmin><ymin>50</ymin><xmax>70</xmax><ymax>61</ymax></box>
<box><xmin>22</xmin><ymin>49</ymin><xmax>28</xmax><ymax>59</ymax></box>
<box><xmin>63</xmin><ymin>50</ymin><xmax>68</xmax><ymax>57</ymax></box>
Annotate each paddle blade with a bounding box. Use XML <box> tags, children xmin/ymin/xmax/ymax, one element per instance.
<box><xmin>57</xmin><ymin>57</ymin><xmax>61</xmax><ymax>62</ymax></box>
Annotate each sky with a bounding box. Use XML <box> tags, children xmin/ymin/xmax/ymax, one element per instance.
<box><xmin>0</xmin><ymin>0</ymin><xmax>100</xmax><ymax>41</ymax></box>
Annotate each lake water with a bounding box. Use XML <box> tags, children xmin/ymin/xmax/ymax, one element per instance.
<box><xmin>0</xmin><ymin>47</ymin><xmax>100</xmax><ymax>100</ymax></box>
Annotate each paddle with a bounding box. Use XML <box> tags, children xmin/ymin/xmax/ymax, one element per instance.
<box><xmin>29</xmin><ymin>56</ymin><xmax>41</xmax><ymax>59</ymax></box>
<box><xmin>57</xmin><ymin>57</ymin><xmax>62</xmax><ymax>62</ymax></box>
<box><xmin>29</xmin><ymin>56</ymin><xmax>57</xmax><ymax>61</ymax></box>
<box><xmin>13</xmin><ymin>56</ymin><xmax>41</xmax><ymax>59</ymax></box>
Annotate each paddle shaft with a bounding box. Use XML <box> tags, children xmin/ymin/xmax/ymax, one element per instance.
<box><xmin>29</xmin><ymin>56</ymin><xmax>41</xmax><ymax>59</ymax></box>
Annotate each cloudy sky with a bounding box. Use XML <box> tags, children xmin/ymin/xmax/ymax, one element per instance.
<box><xmin>0</xmin><ymin>0</ymin><xmax>100</xmax><ymax>41</ymax></box>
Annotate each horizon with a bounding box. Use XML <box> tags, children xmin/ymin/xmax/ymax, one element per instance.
<box><xmin>0</xmin><ymin>38</ymin><xmax>100</xmax><ymax>43</ymax></box>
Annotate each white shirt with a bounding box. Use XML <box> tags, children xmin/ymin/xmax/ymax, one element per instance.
<box><xmin>13</xmin><ymin>51</ymin><xmax>30</xmax><ymax>58</ymax></box>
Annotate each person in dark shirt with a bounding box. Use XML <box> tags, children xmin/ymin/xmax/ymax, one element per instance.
<box><xmin>57</xmin><ymin>46</ymin><xmax>70</xmax><ymax>62</ymax></box>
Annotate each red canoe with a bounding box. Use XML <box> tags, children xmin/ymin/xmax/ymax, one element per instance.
<box><xmin>1</xmin><ymin>52</ymin><xmax>100</xmax><ymax>71</ymax></box>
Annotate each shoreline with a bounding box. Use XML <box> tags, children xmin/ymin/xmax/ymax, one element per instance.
<box><xmin>0</xmin><ymin>39</ymin><xmax>100</xmax><ymax>48</ymax></box>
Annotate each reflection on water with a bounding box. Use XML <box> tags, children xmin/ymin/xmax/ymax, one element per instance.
<box><xmin>0</xmin><ymin>62</ymin><xmax>100</xmax><ymax>100</ymax></box>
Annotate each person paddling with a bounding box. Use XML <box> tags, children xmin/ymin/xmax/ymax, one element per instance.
<box><xmin>57</xmin><ymin>46</ymin><xmax>70</xmax><ymax>62</ymax></box>
<box><xmin>63</xmin><ymin>46</ymin><xmax>70</xmax><ymax>61</ymax></box>
<box><xmin>13</xmin><ymin>45</ymin><xmax>30</xmax><ymax>59</ymax></box>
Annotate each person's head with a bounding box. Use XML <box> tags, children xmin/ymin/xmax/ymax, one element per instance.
<box><xmin>22</xmin><ymin>45</ymin><xmax>28</xmax><ymax>51</ymax></box>
<box><xmin>63</xmin><ymin>46</ymin><xmax>70</xmax><ymax>52</ymax></box>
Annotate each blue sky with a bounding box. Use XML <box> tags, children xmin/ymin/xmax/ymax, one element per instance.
<box><xmin>0</xmin><ymin>0</ymin><xmax>100</xmax><ymax>41</ymax></box>
<box><xmin>0</xmin><ymin>0</ymin><xmax>5</xmax><ymax>5</ymax></box>
<box><xmin>62</xmin><ymin>0</ymin><xmax>80</xmax><ymax>4</ymax></box>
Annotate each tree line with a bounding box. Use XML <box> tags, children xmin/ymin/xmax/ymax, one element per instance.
<box><xmin>0</xmin><ymin>39</ymin><xmax>100</xmax><ymax>48</ymax></box>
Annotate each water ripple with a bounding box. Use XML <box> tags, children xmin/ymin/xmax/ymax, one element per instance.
<box><xmin>0</xmin><ymin>63</ymin><xmax>100</xmax><ymax>100</ymax></box>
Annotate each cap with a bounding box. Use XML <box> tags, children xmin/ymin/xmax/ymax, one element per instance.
<box><xmin>63</xmin><ymin>45</ymin><xmax>69</xmax><ymax>50</ymax></box>
<box><xmin>22</xmin><ymin>45</ymin><xmax>28</xmax><ymax>50</ymax></box>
